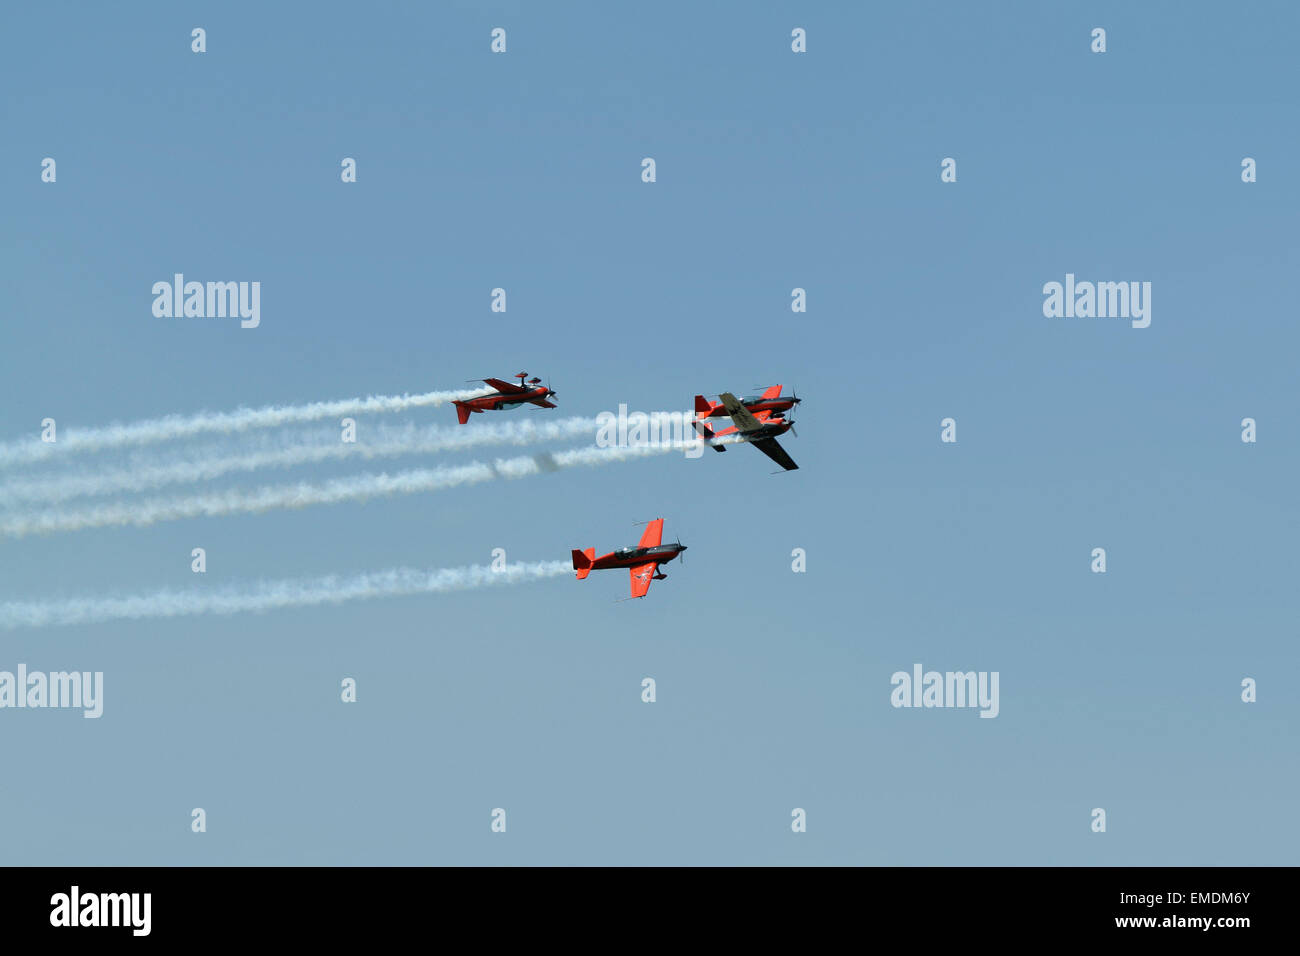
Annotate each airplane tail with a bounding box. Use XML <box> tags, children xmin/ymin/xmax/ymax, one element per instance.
<box><xmin>454</xmin><ymin>402</ymin><xmax>472</xmax><ymax>425</ymax></box>
<box><xmin>572</xmin><ymin>548</ymin><xmax>595</xmax><ymax>579</ymax></box>
<box><xmin>694</xmin><ymin>395</ymin><xmax>713</xmax><ymax>417</ymax></box>
<box><xmin>692</xmin><ymin>419</ymin><xmax>727</xmax><ymax>452</ymax></box>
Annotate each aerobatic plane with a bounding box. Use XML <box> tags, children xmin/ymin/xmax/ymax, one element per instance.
<box><xmin>453</xmin><ymin>372</ymin><xmax>557</xmax><ymax>424</ymax></box>
<box><xmin>694</xmin><ymin>384</ymin><xmax>800</xmax><ymax>421</ymax></box>
<box><xmin>694</xmin><ymin>391</ymin><xmax>799</xmax><ymax>471</ymax></box>
<box><xmin>571</xmin><ymin>518</ymin><xmax>687</xmax><ymax>600</ymax></box>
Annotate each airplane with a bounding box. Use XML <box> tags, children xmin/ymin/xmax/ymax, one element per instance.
<box><xmin>693</xmin><ymin>391</ymin><xmax>799</xmax><ymax>471</ymax></box>
<box><xmin>571</xmin><ymin>518</ymin><xmax>687</xmax><ymax>600</ymax></box>
<box><xmin>453</xmin><ymin>372</ymin><xmax>557</xmax><ymax>425</ymax></box>
<box><xmin>694</xmin><ymin>384</ymin><xmax>801</xmax><ymax>421</ymax></box>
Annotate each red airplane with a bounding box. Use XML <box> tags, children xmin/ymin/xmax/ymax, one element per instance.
<box><xmin>571</xmin><ymin>518</ymin><xmax>687</xmax><ymax>600</ymax></box>
<box><xmin>693</xmin><ymin>392</ymin><xmax>799</xmax><ymax>471</ymax></box>
<box><xmin>694</xmin><ymin>384</ymin><xmax>800</xmax><ymax>421</ymax></box>
<box><xmin>454</xmin><ymin>372</ymin><xmax>557</xmax><ymax>425</ymax></box>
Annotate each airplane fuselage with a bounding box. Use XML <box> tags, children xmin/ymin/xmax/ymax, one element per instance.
<box><xmin>699</xmin><ymin>396</ymin><xmax>799</xmax><ymax>419</ymax></box>
<box><xmin>744</xmin><ymin>420</ymin><xmax>792</xmax><ymax>440</ymax></box>
<box><xmin>707</xmin><ymin>418</ymin><xmax>793</xmax><ymax>443</ymax></box>
<box><xmin>590</xmin><ymin>543</ymin><xmax>686</xmax><ymax>571</ymax></box>
<box><xmin>462</xmin><ymin>386</ymin><xmax>552</xmax><ymax>412</ymax></box>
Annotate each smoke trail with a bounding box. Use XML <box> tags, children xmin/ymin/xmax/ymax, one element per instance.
<box><xmin>0</xmin><ymin>559</ymin><xmax>573</xmax><ymax>629</ymax></box>
<box><xmin>0</xmin><ymin>416</ymin><xmax>605</xmax><ymax>506</ymax></box>
<box><xmin>0</xmin><ymin>387</ymin><xmax>493</xmax><ymax>469</ymax></box>
<box><xmin>1</xmin><ymin>439</ymin><xmax>730</xmax><ymax>537</ymax></box>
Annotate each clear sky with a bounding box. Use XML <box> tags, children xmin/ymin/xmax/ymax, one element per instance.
<box><xmin>1</xmin><ymin>1</ymin><xmax>1296</xmax><ymax>864</ymax></box>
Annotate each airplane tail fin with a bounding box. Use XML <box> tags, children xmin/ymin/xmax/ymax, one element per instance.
<box><xmin>693</xmin><ymin>419</ymin><xmax>727</xmax><ymax>452</ymax></box>
<box><xmin>454</xmin><ymin>402</ymin><xmax>472</xmax><ymax>425</ymax></box>
<box><xmin>694</xmin><ymin>395</ymin><xmax>713</xmax><ymax>416</ymax></box>
<box><xmin>572</xmin><ymin>548</ymin><xmax>595</xmax><ymax>579</ymax></box>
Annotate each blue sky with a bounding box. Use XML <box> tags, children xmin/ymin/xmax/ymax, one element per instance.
<box><xmin>1</xmin><ymin>1</ymin><xmax>1296</xmax><ymax>864</ymax></box>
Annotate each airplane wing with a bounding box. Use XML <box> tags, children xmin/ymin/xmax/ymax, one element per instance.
<box><xmin>629</xmin><ymin>561</ymin><xmax>659</xmax><ymax>599</ymax></box>
<box><xmin>749</xmin><ymin>438</ymin><xmax>799</xmax><ymax>471</ymax></box>
<box><xmin>483</xmin><ymin>377</ymin><xmax>528</xmax><ymax>393</ymax></box>
<box><xmin>760</xmin><ymin>384</ymin><xmax>783</xmax><ymax>400</ymax></box>
<box><xmin>529</xmin><ymin>399</ymin><xmax>557</xmax><ymax>409</ymax></box>
<box><xmin>637</xmin><ymin>518</ymin><xmax>664</xmax><ymax>548</ymax></box>
<box><xmin>718</xmin><ymin>392</ymin><xmax>765</xmax><ymax>433</ymax></box>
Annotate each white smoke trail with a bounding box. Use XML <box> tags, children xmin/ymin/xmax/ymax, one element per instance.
<box><xmin>0</xmin><ymin>387</ymin><xmax>493</xmax><ymax>469</ymax></box>
<box><xmin>0</xmin><ymin>559</ymin><xmax>573</xmax><ymax>629</ymax></box>
<box><xmin>1</xmin><ymin>439</ymin><xmax>731</xmax><ymax>538</ymax></box>
<box><xmin>0</xmin><ymin>416</ymin><xmax>604</xmax><ymax>506</ymax></box>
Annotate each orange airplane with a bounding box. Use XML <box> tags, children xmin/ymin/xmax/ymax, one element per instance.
<box><xmin>694</xmin><ymin>384</ymin><xmax>800</xmax><ymax>421</ymax></box>
<box><xmin>454</xmin><ymin>372</ymin><xmax>557</xmax><ymax>424</ymax></box>
<box><xmin>693</xmin><ymin>392</ymin><xmax>799</xmax><ymax>471</ymax></box>
<box><xmin>571</xmin><ymin>518</ymin><xmax>687</xmax><ymax>600</ymax></box>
